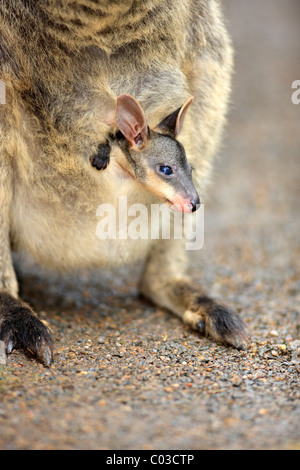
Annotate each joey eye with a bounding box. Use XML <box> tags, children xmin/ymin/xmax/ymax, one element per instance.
<box><xmin>158</xmin><ymin>165</ymin><xmax>173</xmax><ymax>176</ymax></box>
<box><xmin>155</xmin><ymin>164</ymin><xmax>177</xmax><ymax>179</ymax></box>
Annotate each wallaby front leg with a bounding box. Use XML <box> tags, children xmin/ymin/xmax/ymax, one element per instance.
<box><xmin>90</xmin><ymin>141</ymin><xmax>111</xmax><ymax>171</ymax></box>
<box><xmin>140</xmin><ymin>238</ymin><xmax>248</xmax><ymax>350</ymax></box>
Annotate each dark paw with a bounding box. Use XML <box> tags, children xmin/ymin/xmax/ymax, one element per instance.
<box><xmin>90</xmin><ymin>142</ymin><xmax>111</xmax><ymax>170</ymax></box>
<box><xmin>0</xmin><ymin>293</ymin><xmax>53</xmax><ymax>366</ymax></box>
<box><xmin>184</xmin><ymin>296</ymin><xmax>249</xmax><ymax>350</ymax></box>
<box><xmin>203</xmin><ymin>302</ymin><xmax>249</xmax><ymax>350</ymax></box>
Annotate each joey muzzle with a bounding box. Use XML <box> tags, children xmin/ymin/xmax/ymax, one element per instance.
<box><xmin>168</xmin><ymin>191</ymin><xmax>200</xmax><ymax>213</ymax></box>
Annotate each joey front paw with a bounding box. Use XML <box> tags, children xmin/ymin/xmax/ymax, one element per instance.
<box><xmin>0</xmin><ymin>293</ymin><xmax>53</xmax><ymax>366</ymax></box>
<box><xmin>90</xmin><ymin>142</ymin><xmax>111</xmax><ymax>171</ymax></box>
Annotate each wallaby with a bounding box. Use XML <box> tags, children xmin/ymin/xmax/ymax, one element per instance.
<box><xmin>91</xmin><ymin>94</ymin><xmax>200</xmax><ymax>212</ymax></box>
<box><xmin>0</xmin><ymin>0</ymin><xmax>248</xmax><ymax>366</ymax></box>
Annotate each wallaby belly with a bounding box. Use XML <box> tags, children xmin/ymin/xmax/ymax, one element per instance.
<box><xmin>11</xmin><ymin>153</ymin><xmax>154</xmax><ymax>270</ymax></box>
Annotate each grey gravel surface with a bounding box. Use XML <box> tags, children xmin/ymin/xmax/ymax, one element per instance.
<box><xmin>0</xmin><ymin>0</ymin><xmax>299</xmax><ymax>450</ymax></box>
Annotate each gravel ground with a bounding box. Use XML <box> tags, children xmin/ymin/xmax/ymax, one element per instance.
<box><xmin>0</xmin><ymin>0</ymin><xmax>299</xmax><ymax>450</ymax></box>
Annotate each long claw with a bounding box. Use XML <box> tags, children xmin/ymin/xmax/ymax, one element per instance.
<box><xmin>38</xmin><ymin>343</ymin><xmax>54</xmax><ymax>367</ymax></box>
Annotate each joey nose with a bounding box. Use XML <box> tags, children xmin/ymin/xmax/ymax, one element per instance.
<box><xmin>190</xmin><ymin>195</ymin><xmax>200</xmax><ymax>212</ymax></box>
<box><xmin>170</xmin><ymin>192</ymin><xmax>200</xmax><ymax>213</ymax></box>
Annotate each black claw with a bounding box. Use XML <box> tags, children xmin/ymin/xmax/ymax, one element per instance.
<box><xmin>197</xmin><ymin>320</ymin><xmax>205</xmax><ymax>334</ymax></box>
<box><xmin>6</xmin><ymin>338</ymin><xmax>14</xmax><ymax>354</ymax></box>
<box><xmin>37</xmin><ymin>344</ymin><xmax>53</xmax><ymax>367</ymax></box>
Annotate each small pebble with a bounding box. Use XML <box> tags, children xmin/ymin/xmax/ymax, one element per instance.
<box><xmin>258</xmin><ymin>408</ymin><xmax>269</xmax><ymax>416</ymax></box>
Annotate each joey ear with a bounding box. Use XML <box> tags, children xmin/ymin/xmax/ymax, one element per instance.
<box><xmin>156</xmin><ymin>96</ymin><xmax>194</xmax><ymax>138</ymax></box>
<box><xmin>115</xmin><ymin>94</ymin><xmax>148</xmax><ymax>150</ymax></box>
<box><xmin>174</xmin><ymin>96</ymin><xmax>194</xmax><ymax>137</ymax></box>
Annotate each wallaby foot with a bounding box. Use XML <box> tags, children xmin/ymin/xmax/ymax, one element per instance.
<box><xmin>182</xmin><ymin>292</ymin><xmax>249</xmax><ymax>350</ymax></box>
<box><xmin>90</xmin><ymin>142</ymin><xmax>111</xmax><ymax>170</ymax></box>
<box><xmin>140</xmin><ymin>276</ymin><xmax>249</xmax><ymax>350</ymax></box>
<box><xmin>0</xmin><ymin>293</ymin><xmax>53</xmax><ymax>366</ymax></box>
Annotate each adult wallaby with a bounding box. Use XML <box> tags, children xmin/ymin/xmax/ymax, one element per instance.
<box><xmin>0</xmin><ymin>0</ymin><xmax>248</xmax><ymax>366</ymax></box>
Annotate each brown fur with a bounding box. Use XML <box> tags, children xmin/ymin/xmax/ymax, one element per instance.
<box><xmin>0</xmin><ymin>0</ymin><xmax>248</xmax><ymax>365</ymax></box>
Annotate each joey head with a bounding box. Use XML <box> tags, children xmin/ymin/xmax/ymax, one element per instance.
<box><xmin>90</xmin><ymin>94</ymin><xmax>200</xmax><ymax>213</ymax></box>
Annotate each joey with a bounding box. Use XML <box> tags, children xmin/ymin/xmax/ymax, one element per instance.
<box><xmin>91</xmin><ymin>94</ymin><xmax>200</xmax><ymax>213</ymax></box>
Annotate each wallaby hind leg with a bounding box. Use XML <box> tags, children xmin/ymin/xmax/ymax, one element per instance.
<box><xmin>140</xmin><ymin>238</ymin><xmax>248</xmax><ymax>350</ymax></box>
<box><xmin>0</xmin><ymin>243</ymin><xmax>54</xmax><ymax>366</ymax></box>
<box><xmin>0</xmin><ymin>159</ymin><xmax>53</xmax><ymax>366</ymax></box>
